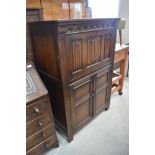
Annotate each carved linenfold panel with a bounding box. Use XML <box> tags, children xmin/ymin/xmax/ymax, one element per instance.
<box><xmin>71</xmin><ymin>40</ymin><xmax>82</xmax><ymax>72</ymax></box>
<box><xmin>87</xmin><ymin>36</ymin><xmax>102</xmax><ymax>65</ymax></box>
<box><xmin>104</xmin><ymin>34</ymin><xmax>111</xmax><ymax>59</ymax></box>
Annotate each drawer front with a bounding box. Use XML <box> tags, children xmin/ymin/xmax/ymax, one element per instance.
<box><xmin>26</xmin><ymin>134</ymin><xmax>57</xmax><ymax>155</ymax></box>
<box><xmin>26</xmin><ymin>123</ymin><xmax>54</xmax><ymax>151</ymax></box>
<box><xmin>27</xmin><ymin>113</ymin><xmax>52</xmax><ymax>137</ymax></box>
<box><xmin>26</xmin><ymin>97</ymin><xmax>49</xmax><ymax>123</ymax></box>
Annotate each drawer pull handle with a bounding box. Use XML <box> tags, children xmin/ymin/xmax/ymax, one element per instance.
<box><xmin>44</xmin><ymin>143</ymin><xmax>49</xmax><ymax>148</ymax></box>
<box><xmin>43</xmin><ymin>98</ymin><xmax>48</xmax><ymax>103</ymax></box>
<box><xmin>38</xmin><ymin>122</ymin><xmax>43</xmax><ymax>127</ymax></box>
<box><xmin>40</xmin><ymin>132</ymin><xmax>46</xmax><ymax>137</ymax></box>
<box><xmin>33</xmin><ymin>108</ymin><xmax>40</xmax><ymax>115</ymax></box>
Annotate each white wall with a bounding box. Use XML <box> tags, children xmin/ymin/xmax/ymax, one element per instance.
<box><xmin>117</xmin><ymin>0</ymin><xmax>129</xmax><ymax>44</ymax></box>
<box><xmin>89</xmin><ymin>0</ymin><xmax>119</xmax><ymax>18</ymax></box>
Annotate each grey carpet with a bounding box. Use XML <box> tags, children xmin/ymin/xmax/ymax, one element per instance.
<box><xmin>45</xmin><ymin>78</ymin><xmax>129</xmax><ymax>155</ymax></box>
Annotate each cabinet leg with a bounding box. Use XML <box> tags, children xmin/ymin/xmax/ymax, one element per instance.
<box><xmin>105</xmin><ymin>103</ymin><xmax>110</xmax><ymax>111</ymax></box>
<box><xmin>67</xmin><ymin>135</ymin><xmax>73</xmax><ymax>143</ymax></box>
<box><xmin>55</xmin><ymin>143</ymin><xmax>59</xmax><ymax>147</ymax></box>
<box><xmin>118</xmin><ymin>91</ymin><xmax>123</xmax><ymax>95</ymax></box>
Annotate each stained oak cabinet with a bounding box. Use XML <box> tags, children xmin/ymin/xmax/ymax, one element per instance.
<box><xmin>29</xmin><ymin>18</ymin><xmax>119</xmax><ymax>142</ymax></box>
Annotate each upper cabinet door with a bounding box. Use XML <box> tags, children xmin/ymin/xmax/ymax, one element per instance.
<box><xmin>64</xmin><ymin>28</ymin><xmax>115</xmax><ymax>81</ymax></box>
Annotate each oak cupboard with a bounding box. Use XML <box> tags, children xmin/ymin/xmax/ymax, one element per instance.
<box><xmin>29</xmin><ymin>18</ymin><xmax>120</xmax><ymax>142</ymax></box>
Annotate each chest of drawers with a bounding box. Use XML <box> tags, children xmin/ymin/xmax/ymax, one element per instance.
<box><xmin>29</xmin><ymin>18</ymin><xmax>119</xmax><ymax>142</ymax></box>
<box><xmin>26</xmin><ymin>62</ymin><xmax>58</xmax><ymax>155</ymax></box>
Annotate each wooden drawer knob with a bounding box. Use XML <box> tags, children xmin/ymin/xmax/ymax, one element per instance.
<box><xmin>40</xmin><ymin>132</ymin><xmax>46</xmax><ymax>137</ymax></box>
<box><xmin>33</xmin><ymin>107</ymin><xmax>40</xmax><ymax>115</ymax></box>
<box><xmin>44</xmin><ymin>143</ymin><xmax>49</xmax><ymax>148</ymax></box>
<box><xmin>38</xmin><ymin>122</ymin><xmax>43</xmax><ymax>127</ymax></box>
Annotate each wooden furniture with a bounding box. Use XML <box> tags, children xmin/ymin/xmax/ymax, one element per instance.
<box><xmin>26</xmin><ymin>62</ymin><xmax>58</xmax><ymax>155</ymax></box>
<box><xmin>29</xmin><ymin>18</ymin><xmax>119</xmax><ymax>142</ymax></box>
<box><xmin>112</xmin><ymin>44</ymin><xmax>129</xmax><ymax>94</ymax></box>
<box><xmin>26</xmin><ymin>0</ymin><xmax>86</xmax><ymax>20</ymax></box>
<box><xmin>26</xmin><ymin>8</ymin><xmax>43</xmax><ymax>62</ymax></box>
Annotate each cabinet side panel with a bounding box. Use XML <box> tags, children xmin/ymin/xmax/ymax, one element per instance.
<box><xmin>30</xmin><ymin>23</ymin><xmax>60</xmax><ymax>80</ymax></box>
<box><xmin>39</xmin><ymin>72</ymin><xmax>67</xmax><ymax>131</ymax></box>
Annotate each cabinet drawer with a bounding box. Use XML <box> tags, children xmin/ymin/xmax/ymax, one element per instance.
<box><xmin>26</xmin><ymin>97</ymin><xmax>49</xmax><ymax>123</ymax></box>
<box><xmin>26</xmin><ymin>123</ymin><xmax>54</xmax><ymax>151</ymax></box>
<box><xmin>26</xmin><ymin>134</ymin><xmax>57</xmax><ymax>155</ymax></box>
<box><xmin>27</xmin><ymin>113</ymin><xmax>52</xmax><ymax>137</ymax></box>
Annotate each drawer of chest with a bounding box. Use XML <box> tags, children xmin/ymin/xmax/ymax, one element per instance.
<box><xmin>26</xmin><ymin>97</ymin><xmax>49</xmax><ymax>123</ymax></box>
<box><xmin>27</xmin><ymin>113</ymin><xmax>52</xmax><ymax>138</ymax></box>
<box><xmin>26</xmin><ymin>134</ymin><xmax>57</xmax><ymax>155</ymax></box>
<box><xmin>27</xmin><ymin>123</ymin><xmax>54</xmax><ymax>151</ymax></box>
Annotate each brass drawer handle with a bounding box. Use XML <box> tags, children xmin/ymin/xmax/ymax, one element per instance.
<box><xmin>33</xmin><ymin>107</ymin><xmax>40</xmax><ymax>116</ymax></box>
<box><xmin>40</xmin><ymin>132</ymin><xmax>46</xmax><ymax>138</ymax></box>
<box><xmin>43</xmin><ymin>98</ymin><xmax>48</xmax><ymax>103</ymax></box>
<box><xmin>38</xmin><ymin>122</ymin><xmax>43</xmax><ymax>127</ymax></box>
<box><xmin>44</xmin><ymin>143</ymin><xmax>49</xmax><ymax>148</ymax></box>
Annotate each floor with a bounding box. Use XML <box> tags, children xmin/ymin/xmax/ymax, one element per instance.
<box><xmin>45</xmin><ymin>78</ymin><xmax>129</xmax><ymax>155</ymax></box>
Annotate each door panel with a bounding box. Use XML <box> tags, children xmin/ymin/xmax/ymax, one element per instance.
<box><xmin>95</xmin><ymin>87</ymin><xmax>107</xmax><ymax>112</ymax></box>
<box><xmin>94</xmin><ymin>69</ymin><xmax>110</xmax><ymax>113</ymax></box>
<box><xmin>96</xmin><ymin>71</ymin><xmax>108</xmax><ymax>88</ymax></box>
<box><xmin>65</xmin><ymin>29</ymin><xmax>114</xmax><ymax>80</ymax></box>
<box><xmin>69</xmin><ymin>77</ymin><xmax>92</xmax><ymax>128</ymax></box>
<box><xmin>75</xmin><ymin>98</ymin><xmax>91</xmax><ymax>127</ymax></box>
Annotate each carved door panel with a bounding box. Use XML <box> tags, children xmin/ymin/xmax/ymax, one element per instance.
<box><xmin>93</xmin><ymin>69</ymin><xmax>110</xmax><ymax>114</ymax></box>
<box><xmin>69</xmin><ymin>77</ymin><xmax>93</xmax><ymax>130</ymax></box>
<box><xmin>85</xmin><ymin>34</ymin><xmax>102</xmax><ymax>67</ymax></box>
<box><xmin>84</xmin><ymin>29</ymin><xmax>114</xmax><ymax>69</ymax></box>
<box><xmin>95</xmin><ymin>29</ymin><xmax>115</xmax><ymax>62</ymax></box>
<box><xmin>66</xmin><ymin>33</ymin><xmax>85</xmax><ymax>75</ymax></box>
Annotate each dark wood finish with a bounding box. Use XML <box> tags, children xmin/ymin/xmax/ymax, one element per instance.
<box><xmin>29</xmin><ymin>18</ymin><xmax>120</xmax><ymax>142</ymax></box>
<box><xmin>112</xmin><ymin>44</ymin><xmax>129</xmax><ymax>94</ymax></box>
<box><xmin>26</xmin><ymin>8</ymin><xmax>43</xmax><ymax>62</ymax></box>
<box><xmin>26</xmin><ymin>62</ymin><xmax>58</xmax><ymax>154</ymax></box>
<box><xmin>27</xmin><ymin>135</ymin><xmax>58</xmax><ymax>155</ymax></box>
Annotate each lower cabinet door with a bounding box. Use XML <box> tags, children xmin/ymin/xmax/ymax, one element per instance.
<box><xmin>95</xmin><ymin>86</ymin><xmax>108</xmax><ymax>113</ymax></box>
<box><xmin>94</xmin><ymin>69</ymin><xmax>110</xmax><ymax>114</ymax></box>
<box><xmin>69</xmin><ymin>77</ymin><xmax>93</xmax><ymax>130</ymax></box>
